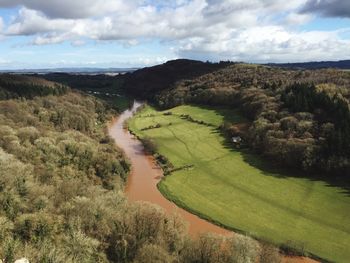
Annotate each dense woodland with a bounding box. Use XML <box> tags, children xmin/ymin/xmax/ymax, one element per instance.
<box><xmin>40</xmin><ymin>73</ymin><xmax>122</xmax><ymax>92</ymax></box>
<box><xmin>123</xmin><ymin>60</ymin><xmax>350</xmax><ymax>175</ymax></box>
<box><xmin>41</xmin><ymin>73</ymin><xmax>131</xmax><ymax>111</ymax></box>
<box><xmin>0</xmin><ymin>75</ymin><xmax>281</xmax><ymax>262</ymax></box>
<box><xmin>0</xmin><ymin>74</ymin><xmax>68</xmax><ymax>100</ymax></box>
<box><xmin>123</xmin><ymin>59</ymin><xmax>232</xmax><ymax>98</ymax></box>
<box><xmin>268</xmin><ymin>60</ymin><xmax>350</xmax><ymax>70</ymax></box>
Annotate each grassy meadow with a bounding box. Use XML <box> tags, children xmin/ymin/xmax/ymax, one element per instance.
<box><xmin>128</xmin><ymin>104</ymin><xmax>350</xmax><ymax>263</ymax></box>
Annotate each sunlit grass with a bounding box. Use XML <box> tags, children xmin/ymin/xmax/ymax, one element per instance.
<box><xmin>128</xmin><ymin>104</ymin><xmax>350</xmax><ymax>263</ymax></box>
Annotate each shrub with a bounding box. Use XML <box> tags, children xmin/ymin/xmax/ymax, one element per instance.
<box><xmin>140</xmin><ymin>137</ymin><xmax>158</xmax><ymax>154</ymax></box>
<box><xmin>280</xmin><ymin>240</ymin><xmax>306</xmax><ymax>256</ymax></box>
<box><xmin>259</xmin><ymin>242</ymin><xmax>281</xmax><ymax>263</ymax></box>
<box><xmin>0</xmin><ymin>216</ymin><xmax>14</xmax><ymax>240</ymax></box>
<box><xmin>15</xmin><ymin>213</ymin><xmax>53</xmax><ymax>243</ymax></box>
<box><xmin>133</xmin><ymin>244</ymin><xmax>175</xmax><ymax>263</ymax></box>
<box><xmin>63</xmin><ymin>230</ymin><xmax>100</xmax><ymax>262</ymax></box>
<box><xmin>231</xmin><ymin>235</ymin><xmax>260</xmax><ymax>263</ymax></box>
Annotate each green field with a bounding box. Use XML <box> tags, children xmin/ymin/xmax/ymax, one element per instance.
<box><xmin>128</xmin><ymin>105</ymin><xmax>350</xmax><ymax>263</ymax></box>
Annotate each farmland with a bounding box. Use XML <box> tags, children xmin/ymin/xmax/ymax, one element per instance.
<box><xmin>128</xmin><ymin>104</ymin><xmax>350</xmax><ymax>263</ymax></box>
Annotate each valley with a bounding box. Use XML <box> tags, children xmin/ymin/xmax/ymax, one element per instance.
<box><xmin>1</xmin><ymin>60</ymin><xmax>349</xmax><ymax>263</ymax></box>
<box><xmin>128</xmin><ymin>104</ymin><xmax>350</xmax><ymax>262</ymax></box>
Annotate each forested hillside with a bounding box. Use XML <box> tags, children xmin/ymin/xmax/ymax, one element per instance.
<box><xmin>123</xmin><ymin>61</ymin><xmax>350</xmax><ymax>175</ymax></box>
<box><xmin>268</xmin><ymin>60</ymin><xmax>350</xmax><ymax>70</ymax></box>
<box><xmin>123</xmin><ymin>59</ymin><xmax>232</xmax><ymax>98</ymax></box>
<box><xmin>0</xmin><ymin>87</ymin><xmax>130</xmax><ymax>261</ymax></box>
<box><xmin>0</xmin><ymin>74</ymin><xmax>68</xmax><ymax>100</ymax></box>
<box><xmin>0</xmin><ymin>75</ymin><xmax>281</xmax><ymax>262</ymax></box>
<box><xmin>41</xmin><ymin>73</ymin><xmax>122</xmax><ymax>92</ymax></box>
<box><xmin>41</xmin><ymin>73</ymin><xmax>131</xmax><ymax>111</ymax></box>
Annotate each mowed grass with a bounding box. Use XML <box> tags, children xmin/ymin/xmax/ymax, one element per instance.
<box><xmin>128</xmin><ymin>105</ymin><xmax>350</xmax><ymax>263</ymax></box>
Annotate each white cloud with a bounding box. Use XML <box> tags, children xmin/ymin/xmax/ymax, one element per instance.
<box><xmin>137</xmin><ymin>56</ymin><xmax>174</xmax><ymax>66</ymax></box>
<box><xmin>0</xmin><ymin>57</ymin><xmax>12</xmax><ymax>65</ymax></box>
<box><xmin>1</xmin><ymin>0</ymin><xmax>349</xmax><ymax>63</ymax></box>
<box><xmin>6</xmin><ymin>8</ymin><xmax>74</xmax><ymax>35</ymax></box>
<box><xmin>31</xmin><ymin>33</ymin><xmax>72</xmax><ymax>45</ymax></box>
<box><xmin>0</xmin><ymin>17</ymin><xmax>5</xmax><ymax>41</ymax></box>
<box><xmin>5</xmin><ymin>1</ymin><xmax>306</xmax><ymax>41</ymax></box>
<box><xmin>0</xmin><ymin>17</ymin><xmax>3</xmax><ymax>32</ymax></box>
<box><xmin>71</xmin><ymin>39</ymin><xmax>86</xmax><ymax>47</ymax></box>
<box><xmin>0</xmin><ymin>0</ymin><xmax>133</xmax><ymax>19</ymax></box>
<box><xmin>178</xmin><ymin>26</ymin><xmax>350</xmax><ymax>62</ymax></box>
<box><xmin>285</xmin><ymin>13</ymin><xmax>313</xmax><ymax>26</ymax></box>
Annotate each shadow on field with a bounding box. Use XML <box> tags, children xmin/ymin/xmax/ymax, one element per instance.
<box><xmin>220</xmin><ymin>132</ymin><xmax>350</xmax><ymax>196</ymax></box>
<box><xmin>149</xmin><ymin>102</ymin><xmax>350</xmax><ymax>196</ymax></box>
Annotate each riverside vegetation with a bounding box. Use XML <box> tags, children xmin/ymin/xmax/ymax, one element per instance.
<box><xmin>0</xmin><ymin>74</ymin><xmax>282</xmax><ymax>263</ymax></box>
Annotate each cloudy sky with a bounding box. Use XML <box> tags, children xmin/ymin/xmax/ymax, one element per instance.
<box><xmin>0</xmin><ymin>0</ymin><xmax>349</xmax><ymax>69</ymax></box>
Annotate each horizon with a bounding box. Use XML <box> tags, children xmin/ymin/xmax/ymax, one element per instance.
<box><xmin>0</xmin><ymin>1</ymin><xmax>350</xmax><ymax>69</ymax></box>
<box><xmin>1</xmin><ymin>58</ymin><xmax>350</xmax><ymax>71</ymax></box>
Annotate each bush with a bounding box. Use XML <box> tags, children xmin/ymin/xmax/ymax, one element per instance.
<box><xmin>140</xmin><ymin>137</ymin><xmax>158</xmax><ymax>154</ymax></box>
<box><xmin>0</xmin><ymin>216</ymin><xmax>14</xmax><ymax>240</ymax></box>
<box><xmin>63</xmin><ymin>230</ymin><xmax>101</xmax><ymax>262</ymax></box>
<box><xmin>133</xmin><ymin>244</ymin><xmax>174</xmax><ymax>263</ymax></box>
<box><xmin>15</xmin><ymin>213</ymin><xmax>53</xmax><ymax>243</ymax></box>
<box><xmin>259</xmin><ymin>242</ymin><xmax>281</xmax><ymax>263</ymax></box>
<box><xmin>280</xmin><ymin>240</ymin><xmax>306</xmax><ymax>256</ymax></box>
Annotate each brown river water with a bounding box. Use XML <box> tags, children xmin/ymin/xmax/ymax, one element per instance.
<box><xmin>108</xmin><ymin>101</ymin><xmax>319</xmax><ymax>263</ymax></box>
<box><xmin>108</xmin><ymin>101</ymin><xmax>229</xmax><ymax>236</ymax></box>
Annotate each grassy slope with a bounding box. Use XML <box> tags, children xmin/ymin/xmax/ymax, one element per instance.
<box><xmin>128</xmin><ymin>105</ymin><xmax>350</xmax><ymax>263</ymax></box>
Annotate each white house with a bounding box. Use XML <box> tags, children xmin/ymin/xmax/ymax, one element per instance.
<box><xmin>232</xmin><ymin>136</ymin><xmax>242</xmax><ymax>143</ymax></box>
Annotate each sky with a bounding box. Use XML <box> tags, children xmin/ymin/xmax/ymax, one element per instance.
<box><xmin>0</xmin><ymin>0</ymin><xmax>349</xmax><ymax>69</ymax></box>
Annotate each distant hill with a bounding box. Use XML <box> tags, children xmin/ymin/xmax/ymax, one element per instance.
<box><xmin>0</xmin><ymin>74</ymin><xmax>68</xmax><ymax>99</ymax></box>
<box><xmin>40</xmin><ymin>73</ymin><xmax>122</xmax><ymax>91</ymax></box>
<box><xmin>267</xmin><ymin>60</ymin><xmax>350</xmax><ymax>70</ymax></box>
<box><xmin>122</xmin><ymin>59</ymin><xmax>350</xmax><ymax>101</ymax></box>
<box><xmin>122</xmin><ymin>59</ymin><xmax>233</xmax><ymax>98</ymax></box>
<box><xmin>0</xmin><ymin>67</ymin><xmax>137</xmax><ymax>75</ymax></box>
